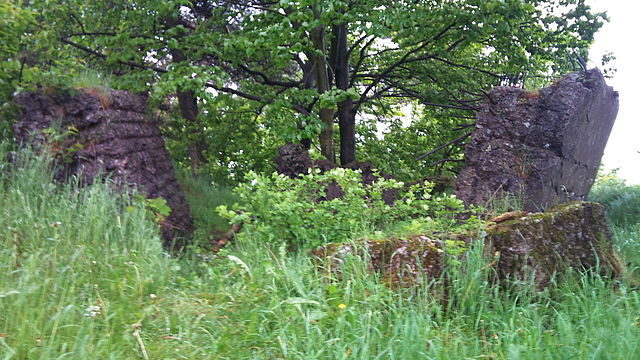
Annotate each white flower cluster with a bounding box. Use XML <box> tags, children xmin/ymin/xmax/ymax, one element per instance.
<box><xmin>84</xmin><ymin>305</ymin><xmax>101</xmax><ymax>317</ymax></box>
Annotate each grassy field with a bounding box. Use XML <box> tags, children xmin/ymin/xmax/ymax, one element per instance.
<box><xmin>1</xmin><ymin>150</ymin><xmax>639</xmax><ymax>359</ymax></box>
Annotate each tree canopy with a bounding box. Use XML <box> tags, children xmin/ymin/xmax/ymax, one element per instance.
<box><xmin>1</xmin><ymin>0</ymin><xmax>607</xmax><ymax>183</ymax></box>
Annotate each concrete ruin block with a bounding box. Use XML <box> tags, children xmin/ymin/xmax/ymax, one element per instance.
<box><xmin>485</xmin><ymin>201</ymin><xmax>624</xmax><ymax>288</ymax></box>
<box><xmin>312</xmin><ymin>235</ymin><xmax>444</xmax><ymax>287</ymax></box>
<box><xmin>275</xmin><ymin>143</ymin><xmax>313</xmax><ymax>178</ymax></box>
<box><xmin>455</xmin><ymin>69</ymin><xmax>619</xmax><ymax>211</ymax></box>
<box><xmin>13</xmin><ymin>89</ymin><xmax>194</xmax><ymax>249</ymax></box>
<box><xmin>313</xmin><ymin>201</ymin><xmax>624</xmax><ymax>288</ymax></box>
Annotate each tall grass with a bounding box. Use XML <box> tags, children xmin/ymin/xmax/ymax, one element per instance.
<box><xmin>0</xmin><ymin>150</ymin><xmax>174</xmax><ymax>358</ymax></box>
<box><xmin>176</xmin><ymin>171</ymin><xmax>239</xmax><ymax>242</ymax></box>
<box><xmin>590</xmin><ymin>176</ymin><xmax>640</xmax><ymax>228</ymax></box>
<box><xmin>1</xmin><ymin>149</ymin><xmax>639</xmax><ymax>359</ymax></box>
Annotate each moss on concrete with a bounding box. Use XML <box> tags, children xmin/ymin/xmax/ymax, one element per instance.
<box><xmin>486</xmin><ymin>201</ymin><xmax>624</xmax><ymax>288</ymax></box>
<box><xmin>313</xmin><ymin>201</ymin><xmax>624</xmax><ymax>288</ymax></box>
<box><xmin>312</xmin><ymin>235</ymin><xmax>445</xmax><ymax>286</ymax></box>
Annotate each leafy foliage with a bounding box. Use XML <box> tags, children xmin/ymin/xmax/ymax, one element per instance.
<box><xmin>218</xmin><ymin>168</ymin><xmax>482</xmax><ymax>249</ymax></box>
<box><xmin>1</xmin><ymin>0</ymin><xmax>610</xmax><ymax>182</ymax></box>
<box><xmin>129</xmin><ymin>194</ymin><xmax>173</xmax><ymax>224</ymax></box>
<box><xmin>163</xmin><ymin>95</ymin><xmax>280</xmax><ymax>183</ymax></box>
<box><xmin>0</xmin><ymin>2</ymin><xmax>34</xmax><ymax>137</ymax></box>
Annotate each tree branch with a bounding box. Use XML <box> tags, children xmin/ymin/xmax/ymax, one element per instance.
<box><xmin>453</xmin><ymin>123</ymin><xmax>476</xmax><ymax>131</ymax></box>
<box><xmin>354</xmin><ymin>22</ymin><xmax>456</xmax><ymax>113</ymax></box>
<box><xmin>349</xmin><ymin>36</ymin><xmax>377</xmax><ymax>87</ymax></box>
<box><xmin>422</xmin><ymin>101</ymin><xmax>476</xmax><ymax>111</ymax></box>
<box><xmin>347</xmin><ymin>34</ymin><xmax>373</xmax><ymax>57</ymax></box>
<box><xmin>69</xmin><ymin>12</ymin><xmax>86</xmax><ymax>34</ymax></box>
<box><xmin>431</xmin><ymin>56</ymin><xmax>502</xmax><ymax>78</ymax></box>
<box><xmin>67</xmin><ymin>31</ymin><xmax>117</xmax><ymax>37</ymax></box>
<box><xmin>59</xmin><ymin>38</ymin><xmax>310</xmax><ymax>116</ymax></box>
<box><xmin>415</xmin><ymin>131</ymin><xmax>473</xmax><ymax>161</ymax></box>
<box><xmin>61</xmin><ymin>38</ymin><xmax>168</xmax><ymax>73</ymax></box>
<box><xmin>238</xmin><ymin>63</ymin><xmax>302</xmax><ymax>87</ymax></box>
<box><xmin>428</xmin><ymin>158</ymin><xmax>464</xmax><ymax>167</ymax></box>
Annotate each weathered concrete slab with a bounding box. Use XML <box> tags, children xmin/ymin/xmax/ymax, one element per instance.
<box><xmin>13</xmin><ymin>89</ymin><xmax>194</xmax><ymax>248</ymax></box>
<box><xmin>485</xmin><ymin>201</ymin><xmax>623</xmax><ymax>288</ymax></box>
<box><xmin>455</xmin><ymin>69</ymin><xmax>619</xmax><ymax>211</ymax></box>
<box><xmin>313</xmin><ymin>202</ymin><xmax>624</xmax><ymax>288</ymax></box>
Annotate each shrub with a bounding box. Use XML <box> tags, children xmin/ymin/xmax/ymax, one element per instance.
<box><xmin>218</xmin><ymin>168</ymin><xmax>481</xmax><ymax>249</ymax></box>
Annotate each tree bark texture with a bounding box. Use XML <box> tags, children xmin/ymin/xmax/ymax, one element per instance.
<box><xmin>331</xmin><ymin>22</ymin><xmax>356</xmax><ymax>166</ymax></box>
<box><xmin>310</xmin><ymin>2</ymin><xmax>335</xmax><ymax>163</ymax></box>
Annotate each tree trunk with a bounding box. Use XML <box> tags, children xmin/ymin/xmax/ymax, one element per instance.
<box><xmin>310</xmin><ymin>2</ymin><xmax>335</xmax><ymax>163</ymax></box>
<box><xmin>172</xmin><ymin>49</ymin><xmax>208</xmax><ymax>172</ymax></box>
<box><xmin>176</xmin><ymin>88</ymin><xmax>208</xmax><ymax>171</ymax></box>
<box><xmin>332</xmin><ymin>22</ymin><xmax>356</xmax><ymax>165</ymax></box>
<box><xmin>299</xmin><ymin>60</ymin><xmax>316</xmax><ymax>150</ymax></box>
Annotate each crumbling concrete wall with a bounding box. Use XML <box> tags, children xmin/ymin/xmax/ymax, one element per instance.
<box><xmin>455</xmin><ymin>69</ymin><xmax>619</xmax><ymax>211</ymax></box>
<box><xmin>13</xmin><ymin>89</ymin><xmax>194</xmax><ymax>249</ymax></box>
<box><xmin>275</xmin><ymin>143</ymin><xmax>314</xmax><ymax>178</ymax></box>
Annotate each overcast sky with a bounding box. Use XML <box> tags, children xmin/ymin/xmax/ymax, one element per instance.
<box><xmin>588</xmin><ymin>0</ymin><xmax>639</xmax><ymax>184</ymax></box>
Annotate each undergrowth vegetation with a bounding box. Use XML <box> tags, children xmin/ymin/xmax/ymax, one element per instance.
<box><xmin>177</xmin><ymin>171</ymin><xmax>239</xmax><ymax>244</ymax></box>
<box><xmin>590</xmin><ymin>174</ymin><xmax>640</xmax><ymax>270</ymax></box>
<box><xmin>218</xmin><ymin>169</ymin><xmax>482</xmax><ymax>250</ymax></box>
<box><xmin>1</xmin><ymin>148</ymin><xmax>639</xmax><ymax>359</ymax></box>
<box><xmin>590</xmin><ymin>173</ymin><xmax>640</xmax><ymax>228</ymax></box>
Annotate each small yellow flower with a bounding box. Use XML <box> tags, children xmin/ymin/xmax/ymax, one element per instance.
<box><xmin>338</xmin><ymin>303</ymin><xmax>347</xmax><ymax>309</ymax></box>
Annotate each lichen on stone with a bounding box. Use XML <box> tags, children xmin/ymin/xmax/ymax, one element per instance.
<box><xmin>485</xmin><ymin>201</ymin><xmax>623</xmax><ymax>288</ymax></box>
<box><xmin>313</xmin><ymin>201</ymin><xmax>624</xmax><ymax>289</ymax></box>
<box><xmin>312</xmin><ymin>234</ymin><xmax>446</xmax><ymax>287</ymax></box>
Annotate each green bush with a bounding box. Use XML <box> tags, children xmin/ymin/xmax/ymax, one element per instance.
<box><xmin>218</xmin><ymin>168</ymin><xmax>481</xmax><ymax>249</ymax></box>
